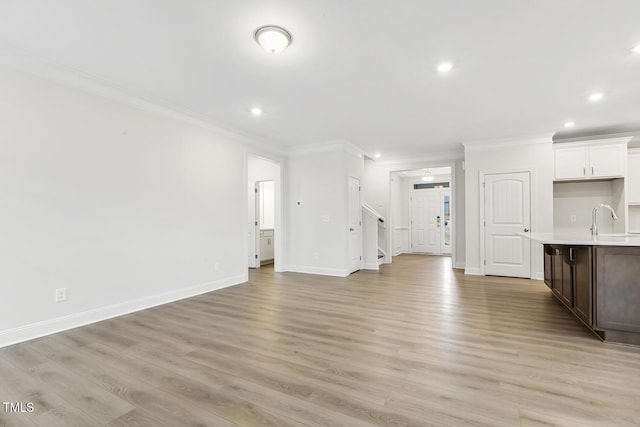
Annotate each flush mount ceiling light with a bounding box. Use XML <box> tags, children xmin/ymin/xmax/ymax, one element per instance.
<box><xmin>632</xmin><ymin>44</ymin><xmax>640</xmax><ymax>53</ymax></box>
<box><xmin>251</xmin><ymin>107</ymin><xmax>262</xmax><ymax>116</ymax></box>
<box><xmin>564</xmin><ymin>121</ymin><xmax>575</xmax><ymax>128</ymax></box>
<box><xmin>254</xmin><ymin>25</ymin><xmax>292</xmax><ymax>54</ymax></box>
<box><xmin>437</xmin><ymin>62</ymin><xmax>453</xmax><ymax>73</ymax></box>
<box><xmin>374</xmin><ymin>153</ymin><xmax>382</xmax><ymax>158</ymax></box>
<box><xmin>422</xmin><ymin>169</ymin><xmax>435</xmax><ymax>182</ymax></box>
<box><xmin>588</xmin><ymin>92</ymin><xmax>604</xmax><ymax>102</ymax></box>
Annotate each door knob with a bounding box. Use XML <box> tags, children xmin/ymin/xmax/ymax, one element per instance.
<box><xmin>524</xmin><ymin>228</ymin><xmax>530</xmax><ymax>232</ymax></box>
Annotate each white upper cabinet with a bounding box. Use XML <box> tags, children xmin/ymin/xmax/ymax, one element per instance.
<box><xmin>554</xmin><ymin>146</ymin><xmax>589</xmax><ymax>180</ymax></box>
<box><xmin>628</xmin><ymin>149</ymin><xmax>640</xmax><ymax>204</ymax></box>
<box><xmin>589</xmin><ymin>144</ymin><xmax>626</xmax><ymax>178</ymax></box>
<box><xmin>554</xmin><ymin>138</ymin><xmax>628</xmax><ymax>181</ymax></box>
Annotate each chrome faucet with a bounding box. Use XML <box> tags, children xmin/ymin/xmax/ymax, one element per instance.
<box><xmin>591</xmin><ymin>204</ymin><xmax>618</xmax><ymax>236</ymax></box>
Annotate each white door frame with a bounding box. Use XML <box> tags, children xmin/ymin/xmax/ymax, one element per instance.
<box><xmin>246</xmin><ymin>153</ymin><xmax>283</xmax><ymax>272</ymax></box>
<box><xmin>253</xmin><ymin>180</ymin><xmax>276</xmax><ymax>267</ymax></box>
<box><xmin>440</xmin><ymin>189</ymin><xmax>452</xmax><ymax>255</ymax></box>
<box><xmin>479</xmin><ymin>168</ymin><xmax>536</xmax><ymax>278</ymax></box>
<box><xmin>248</xmin><ymin>183</ymin><xmax>260</xmax><ymax>268</ymax></box>
<box><xmin>348</xmin><ymin>175</ymin><xmax>363</xmax><ymax>273</ymax></box>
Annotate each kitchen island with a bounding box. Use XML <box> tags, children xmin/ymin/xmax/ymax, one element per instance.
<box><xmin>522</xmin><ymin>232</ymin><xmax>640</xmax><ymax>345</ymax></box>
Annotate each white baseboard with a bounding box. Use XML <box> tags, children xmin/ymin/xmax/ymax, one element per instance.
<box><xmin>454</xmin><ymin>261</ymin><xmax>466</xmax><ymax>270</ymax></box>
<box><xmin>0</xmin><ymin>273</ymin><xmax>247</xmax><ymax>349</ymax></box>
<box><xmin>284</xmin><ymin>265</ymin><xmax>350</xmax><ymax>277</ymax></box>
<box><xmin>533</xmin><ymin>271</ymin><xmax>544</xmax><ymax>281</ymax></box>
<box><xmin>362</xmin><ymin>262</ymin><xmax>379</xmax><ymax>271</ymax></box>
<box><xmin>464</xmin><ymin>267</ymin><xmax>483</xmax><ymax>276</ymax></box>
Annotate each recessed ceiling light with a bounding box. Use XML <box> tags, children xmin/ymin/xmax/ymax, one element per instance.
<box><xmin>632</xmin><ymin>44</ymin><xmax>640</xmax><ymax>54</ymax></box>
<box><xmin>254</xmin><ymin>25</ymin><xmax>292</xmax><ymax>54</ymax></box>
<box><xmin>437</xmin><ymin>62</ymin><xmax>453</xmax><ymax>73</ymax></box>
<box><xmin>374</xmin><ymin>153</ymin><xmax>381</xmax><ymax>158</ymax></box>
<box><xmin>588</xmin><ymin>93</ymin><xmax>603</xmax><ymax>102</ymax></box>
<box><xmin>564</xmin><ymin>121</ymin><xmax>575</xmax><ymax>128</ymax></box>
<box><xmin>421</xmin><ymin>175</ymin><xmax>435</xmax><ymax>182</ymax></box>
<box><xmin>251</xmin><ymin>107</ymin><xmax>262</xmax><ymax>116</ymax></box>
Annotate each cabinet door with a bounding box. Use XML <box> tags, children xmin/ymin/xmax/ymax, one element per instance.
<box><xmin>543</xmin><ymin>245</ymin><xmax>553</xmax><ymax>289</ymax></box>
<box><xmin>627</xmin><ymin>153</ymin><xmax>640</xmax><ymax>203</ymax></box>
<box><xmin>595</xmin><ymin>247</ymin><xmax>640</xmax><ymax>332</ymax></box>
<box><xmin>561</xmin><ymin>250</ymin><xmax>573</xmax><ymax>306</ymax></box>
<box><xmin>572</xmin><ymin>246</ymin><xmax>592</xmax><ymax>325</ymax></box>
<box><xmin>554</xmin><ymin>147</ymin><xmax>587</xmax><ymax>180</ymax></box>
<box><xmin>552</xmin><ymin>246</ymin><xmax>564</xmax><ymax>298</ymax></box>
<box><xmin>589</xmin><ymin>144</ymin><xmax>625</xmax><ymax>178</ymax></box>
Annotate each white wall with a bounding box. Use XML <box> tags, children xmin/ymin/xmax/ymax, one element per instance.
<box><xmin>285</xmin><ymin>144</ymin><xmax>363</xmax><ymax>276</ymax></box>
<box><xmin>390</xmin><ymin>174</ymin><xmax>408</xmax><ymax>227</ymax></box>
<box><xmin>463</xmin><ymin>136</ymin><xmax>554</xmax><ymax>279</ymax></box>
<box><xmin>554</xmin><ymin>181</ymin><xmax>616</xmax><ymax>234</ymax></box>
<box><xmin>0</xmin><ymin>65</ymin><xmax>248</xmax><ymax>347</ymax></box>
<box><xmin>390</xmin><ymin>173</ymin><xmax>408</xmax><ymax>255</ymax></box>
<box><xmin>364</xmin><ymin>159</ymin><xmax>391</xmax><ymax>260</ymax></box>
<box><xmin>363</xmin><ymin>156</ymin><xmax>465</xmax><ymax>268</ymax></box>
<box><xmin>248</xmin><ymin>156</ymin><xmax>281</xmax><ymax>190</ymax></box>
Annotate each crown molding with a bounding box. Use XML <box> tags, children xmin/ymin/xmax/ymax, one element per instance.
<box><xmin>375</xmin><ymin>149</ymin><xmax>464</xmax><ymax>167</ymax></box>
<box><xmin>462</xmin><ymin>133</ymin><xmax>554</xmax><ymax>153</ymax></box>
<box><xmin>551</xmin><ymin>136</ymin><xmax>633</xmax><ymax>147</ymax></box>
<box><xmin>286</xmin><ymin>139</ymin><xmax>364</xmax><ymax>158</ymax></box>
<box><xmin>0</xmin><ymin>43</ymin><xmax>286</xmax><ymax>156</ymax></box>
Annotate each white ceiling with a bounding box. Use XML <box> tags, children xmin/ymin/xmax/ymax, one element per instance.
<box><xmin>1</xmin><ymin>1</ymin><xmax>639</xmax><ymax>160</ymax></box>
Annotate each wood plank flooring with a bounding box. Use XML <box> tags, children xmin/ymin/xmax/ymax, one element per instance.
<box><xmin>2</xmin><ymin>254</ymin><xmax>640</xmax><ymax>426</ymax></box>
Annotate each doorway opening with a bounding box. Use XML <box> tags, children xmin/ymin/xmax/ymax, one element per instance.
<box><xmin>257</xmin><ymin>180</ymin><xmax>275</xmax><ymax>266</ymax></box>
<box><xmin>391</xmin><ymin>166</ymin><xmax>453</xmax><ymax>257</ymax></box>
<box><xmin>247</xmin><ymin>155</ymin><xmax>282</xmax><ymax>272</ymax></box>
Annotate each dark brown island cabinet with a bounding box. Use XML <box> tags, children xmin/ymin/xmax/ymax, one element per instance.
<box><xmin>543</xmin><ymin>244</ymin><xmax>640</xmax><ymax>345</ymax></box>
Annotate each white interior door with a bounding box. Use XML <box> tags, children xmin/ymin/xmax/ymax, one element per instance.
<box><xmin>348</xmin><ymin>177</ymin><xmax>362</xmax><ymax>273</ymax></box>
<box><xmin>247</xmin><ymin>185</ymin><xmax>259</xmax><ymax>268</ymax></box>
<box><xmin>411</xmin><ymin>189</ymin><xmax>440</xmax><ymax>253</ymax></box>
<box><xmin>484</xmin><ymin>172</ymin><xmax>531</xmax><ymax>278</ymax></box>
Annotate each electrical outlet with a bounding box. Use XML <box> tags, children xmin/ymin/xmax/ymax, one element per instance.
<box><xmin>570</xmin><ymin>214</ymin><xmax>577</xmax><ymax>222</ymax></box>
<box><xmin>55</xmin><ymin>288</ymin><xmax>67</xmax><ymax>302</ymax></box>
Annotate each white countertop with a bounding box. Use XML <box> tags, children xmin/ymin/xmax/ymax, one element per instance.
<box><xmin>517</xmin><ymin>231</ymin><xmax>640</xmax><ymax>246</ymax></box>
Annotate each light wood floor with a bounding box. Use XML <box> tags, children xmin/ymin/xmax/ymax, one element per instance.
<box><xmin>2</xmin><ymin>255</ymin><xmax>640</xmax><ymax>427</ymax></box>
